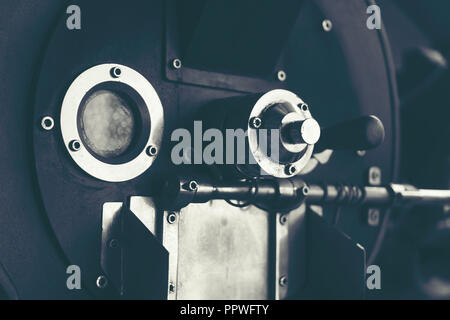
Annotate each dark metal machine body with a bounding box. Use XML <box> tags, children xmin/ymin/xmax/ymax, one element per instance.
<box><xmin>0</xmin><ymin>0</ymin><xmax>449</xmax><ymax>300</ymax></box>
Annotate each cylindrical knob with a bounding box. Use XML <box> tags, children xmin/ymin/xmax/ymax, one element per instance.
<box><xmin>281</xmin><ymin>118</ymin><xmax>321</xmax><ymax>145</ymax></box>
<box><xmin>316</xmin><ymin>115</ymin><xmax>385</xmax><ymax>152</ymax></box>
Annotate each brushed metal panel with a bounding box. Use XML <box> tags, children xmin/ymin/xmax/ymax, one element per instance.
<box><xmin>177</xmin><ymin>200</ymin><xmax>270</xmax><ymax>299</ymax></box>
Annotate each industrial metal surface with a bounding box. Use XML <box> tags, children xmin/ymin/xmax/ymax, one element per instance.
<box><xmin>176</xmin><ymin>202</ymin><xmax>270</xmax><ymax>299</ymax></box>
<box><xmin>0</xmin><ymin>0</ymin><xmax>449</xmax><ymax>302</ymax></box>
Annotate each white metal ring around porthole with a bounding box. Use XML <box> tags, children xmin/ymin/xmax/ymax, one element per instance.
<box><xmin>60</xmin><ymin>63</ymin><xmax>164</xmax><ymax>182</ymax></box>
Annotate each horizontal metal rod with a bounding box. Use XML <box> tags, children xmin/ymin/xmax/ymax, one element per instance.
<box><xmin>306</xmin><ymin>185</ymin><xmax>391</xmax><ymax>205</ymax></box>
<box><xmin>159</xmin><ymin>176</ymin><xmax>450</xmax><ymax>210</ymax></box>
<box><xmin>305</xmin><ymin>183</ymin><xmax>450</xmax><ymax>206</ymax></box>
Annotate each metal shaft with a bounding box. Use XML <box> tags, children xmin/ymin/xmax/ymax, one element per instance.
<box><xmin>159</xmin><ymin>176</ymin><xmax>450</xmax><ymax>210</ymax></box>
<box><xmin>306</xmin><ymin>183</ymin><xmax>450</xmax><ymax>207</ymax></box>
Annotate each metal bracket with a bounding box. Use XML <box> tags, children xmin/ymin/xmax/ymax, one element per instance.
<box><xmin>274</xmin><ymin>204</ymin><xmax>307</xmax><ymax>300</ymax></box>
<box><xmin>367</xmin><ymin>166</ymin><xmax>382</xmax><ymax>227</ymax></box>
<box><xmin>274</xmin><ymin>212</ymin><xmax>289</xmax><ymax>300</ymax></box>
<box><xmin>129</xmin><ymin>196</ymin><xmax>157</xmax><ymax>235</ymax></box>
<box><xmin>128</xmin><ymin>198</ymin><xmax>180</xmax><ymax>299</ymax></box>
<box><xmin>302</xmin><ymin>209</ymin><xmax>366</xmax><ymax>299</ymax></box>
<box><xmin>164</xmin><ymin>0</ymin><xmax>288</xmax><ymax>93</ymax></box>
<box><xmin>101</xmin><ymin>199</ymin><xmax>169</xmax><ymax>299</ymax></box>
<box><xmin>162</xmin><ymin>211</ymin><xmax>179</xmax><ymax>300</ymax></box>
<box><xmin>101</xmin><ymin>202</ymin><xmax>123</xmax><ymax>294</ymax></box>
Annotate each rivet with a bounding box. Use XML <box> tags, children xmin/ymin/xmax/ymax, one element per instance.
<box><xmin>110</xmin><ymin>67</ymin><xmax>122</xmax><ymax>78</ymax></box>
<box><xmin>96</xmin><ymin>275</ymin><xmax>108</xmax><ymax>289</ymax></box>
<box><xmin>41</xmin><ymin>116</ymin><xmax>54</xmax><ymax>131</ymax></box>
<box><xmin>167</xmin><ymin>212</ymin><xmax>177</xmax><ymax>224</ymax></box>
<box><xmin>146</xmin><ymin>145</ymin><xmax>158</xmax><ymax>157</ymax></box>
<box><xmin>169</xmin><ymin>281</ymin><xmax>176</xmax><ymax>293</ymax></box>
<box><xmin>277</xmin><ymin>70</ymin><xmax>287</xmax><ymax>82</ymax></box>
<box><xmin>109</xmin><ymin>239</ymin><xmax>119</xmax><ymax>249</ymax></box>
<box><xmin>368</xmin><ymin>166</ymin><xmax>382</xmax><ymax>185</ymax></box>
<box><xmin>300</xmin><ymin>103</ymin><xmax>309</xmax><ymax>112</ymax></box>
<box><xmin>356</xmin><ymin>150</ymin><xmax>366</xmax><ymax>157</ymax></box>
<box><xmin>279</xmin><ymin>276</ymin><xmax>288</xmax><ymax>287</ymax></box>
<box><xmin>69</xmin><ymin>140</ymin><xmax>81</xmax><ymax>152</ymax></box>
<box><xmin>367</xmin><ymin>208</ymin><xmax>380</xmax><ymax>227</ymax></box>
<box><xmin>302</xmin><ymin>186</ymin><xmax>309</xmax><ymax>196</ymax></box>
<box><xmin>285</xmin><ymin>164</ymin><xmax>297</xmax><ymax>175</ymax></box>
<box><xmin>188</xmin><ymin>180</ymin><xmax>198</xmax><ymax>191</ymax></box>
<box><xmin>249</xmin><ymin>117</ymin><xmax>262</xmax><ymax>129</ymax></box>
<box><xmin>172</xmin><ymin>58</ymin><xmax>182</xmax><ymax>69</ymax></box>
<box><xmin>322</xmin><ymin>19</ymin><xmax>333</xmax><ymax>32</ymax></box>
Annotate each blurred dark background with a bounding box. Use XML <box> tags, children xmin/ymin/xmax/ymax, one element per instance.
<box><xmin>373</xmin><ymin>0</ymin><xmax>450</xmax><ymax>299</ymax></box>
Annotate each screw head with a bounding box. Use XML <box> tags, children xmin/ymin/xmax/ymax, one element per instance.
<box><xmin>146</xmin><ymin>145</ymin><xmax>158</xmax><ymax>157</ymax></box>
<box><xmin>109</xmin><ymin>239</ymin><xmax>119</xmax><ymax>248</ymax></box>
<box><xmin>183</xmin><ymin>180</ymin><xmax>198</xmax><ymax>191</ymax></box>
<box><xmin>249</xmin><ymin>117</ymin><xmax>262</xmax><ymax>129</ymax></box>
<box><xmin>110</xmin><ymin>67</ymin><xmax>122</xmax><ymax>78</ymax></box>
<box><xmin>279</xmin><ymin>275</ymin><xmax>288</xmax><ymax>287</ymax></box>
<box><xmin>277</xmin><ymin>70</ymin><xmax>286</xmax><ymax>82</ymax></box>
<box><xmin>322</xmin><ymin>19</ymin><xmax>333</xmax><ymax>32</ymax></box>
<box><xmin>172</xmin><ymin>58</ymin><xmax>182</xmax><ymax>69</ymax></box>
<box><xmin>167</xmin><ymin>212</ymin><xmax>177</xmax><ymax>224</ymax></box>
<box><xmin>301</xmin><ymin>186</ymin><xmax>309</xmax><ymax>196</ymax></box>
<box><xmin>300</xmin><ymin>103</ymin><xmax>309</xmax><ymax>112</ymax></box>
<box><xmin>367</xmin><ymin>208</ymin><xmax>380</xmax><ymax>227</ymax></box>
<box><xmin>41</xmin><ymin>116</ymin><xmax>54</xmax><ymax>131</ymax></box>
<box><xmin>368</xmin><ymin>166</ymin><xmax>382</xmax><ymax>185</ymax></box>
<box><xmin>285</xmin><ymin>164</ymin><xmax>297</xmax><ymax>175</ymax></box>
<box><xmin>356</xmin><ymin>150</ymin><xmax>366</xmax><ymax>157</ymax></box>
<box><xmin>188</xmin><ymin>180</ymin><xmax>198</xmax><ymax>191</ymax></box>
<box><xmin>169</xmin><ymin>281</ymin><xmax>176</xmax><ymax>293</ymax></box>
<box><xmin>69</xmin><ymin>140</ymin><xmax>81</xmax><ymax>152</ymax></box>
<box><xmin>96</xmin><ymin>275</ymin><xmax>108</xmax><ymax>289</ymax></box>
<box><xmin>279</xmin><ymin>214</ymin><xmax>288</xmax><ymax>225</ymax></box>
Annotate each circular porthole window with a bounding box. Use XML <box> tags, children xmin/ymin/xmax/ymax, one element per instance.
<box><xmin>80</xmin><ymin>90</ymin><xmax>136</xmax><ymax>159</ymax></box>
<box><xmin>60</xmin><ymin>64</ymin><xmax>164</xmax><ymax>182</ymax></box>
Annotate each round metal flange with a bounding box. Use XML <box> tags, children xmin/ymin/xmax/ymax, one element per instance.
<box><xmin>60</xmin><ymin>63</ymin><xmax>164</xmax><ymax>182</ymax></box>
<box><xmin>247</xmin><ymin>89</ymin><xmax>315</xmax><ymax>178</ymax></box>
